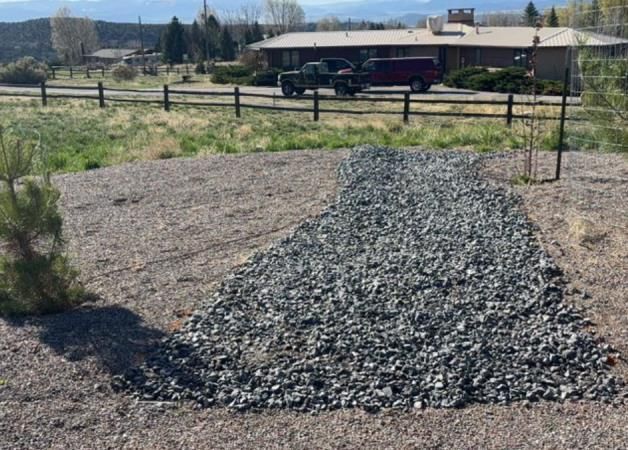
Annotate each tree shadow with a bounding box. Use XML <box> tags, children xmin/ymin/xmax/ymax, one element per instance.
<box><xmin>9</xmin><ymin>304</ymin><xmax>165</xmax><ymax>375</ymax></box>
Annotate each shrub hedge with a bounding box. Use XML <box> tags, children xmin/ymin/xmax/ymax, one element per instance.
<box><xmin>0</xmin><ymin>57</ymin><xmax>48</xmax><ymax>84</ymax></box>
<box><xmin>444</xmin><ymin>66</ymin><xmax>564</xmax><ymax>96</ymax></box>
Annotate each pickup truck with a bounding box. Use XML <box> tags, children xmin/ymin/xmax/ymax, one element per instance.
<box><xmin>278</xmin><ymin>62</ymin><xmax>370</xmax><ymax>97</ymax></box>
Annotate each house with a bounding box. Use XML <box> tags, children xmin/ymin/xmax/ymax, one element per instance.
<box><xmin>84</xmin><ymin>48</ymin><xmax>141</xmax><ymax>66</ymax></box>
<box><xmin>248</xmin><ymin>8</ymin><xmax>625</xmax><ymax>80</ymax></box>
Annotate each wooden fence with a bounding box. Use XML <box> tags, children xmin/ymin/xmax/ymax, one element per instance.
<box><xmin>0</xmin><ymin>81</ymin><xmax>571</xmax><ymax>127</ymax></box>
<box><xmin>47</xmin><ymin>65</ymin><xmax>192</xmax><ymax>80</ymax></box>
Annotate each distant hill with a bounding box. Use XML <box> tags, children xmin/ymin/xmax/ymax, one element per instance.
<box><xmin>0</xmin><ymin>19</ymin><xmax>165</xmax><ymax>64</ymax></box>
<box><xmin>0</xmin><ymin>0</ymin><xmax>564</xmax><ymax>23</ymax></box>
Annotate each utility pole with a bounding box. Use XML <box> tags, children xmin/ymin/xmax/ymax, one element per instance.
<box><xmin>138</xmin><ymin>16</ymin><xmax>147</xmax><ymax>74</ymax></box>
<box><xmin>203</xmin><ymin>0</ymin><xmax>210</xmax><ymax>63</ymax></box>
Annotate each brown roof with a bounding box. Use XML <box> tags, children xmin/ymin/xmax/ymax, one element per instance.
<box><xmin>249</xmin><ymin>25</ymin><xmax>627</xmax><ymax>50</ymax></box>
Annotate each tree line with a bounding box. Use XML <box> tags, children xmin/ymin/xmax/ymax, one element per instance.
<box><xmin>477</xmin><ymin>0</ymin><xmax>622</xmax><ymax>29</ymax></box>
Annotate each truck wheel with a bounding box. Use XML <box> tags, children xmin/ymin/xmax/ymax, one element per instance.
<box><xmin>420</xmin><ymin>84</ymin><xmax>432</xmax><ymax>93</ymax></box>
<box><xmin>335</xmin><ymin>83</ymin><xmax>349</xmax><ymax>96</ymax></box>
<box><xmin>281</xmin><ymin>81</ymin><xmax>295</xmax><ymax>97</ymax></box>
<box><xmin>295</xmin><ymin>87</ymin><xmax>305</xmax><ymax>96</ymax></box>
<box><xmin>410</xmin><ymin>77</ymin><xmax>425</xmax><ymax>93</ymax></box>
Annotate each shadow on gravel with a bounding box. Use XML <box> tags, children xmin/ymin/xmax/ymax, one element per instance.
<box><xmin>10</xmin><ymin>305</ymin><xmax>165</xmax><ymax>375</ymax></box>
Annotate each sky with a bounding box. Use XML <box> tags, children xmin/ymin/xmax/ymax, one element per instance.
<box><xmin>0</xmin><ymin>0</ymin><xmax>561</xmax><ymax>23</ymax></box>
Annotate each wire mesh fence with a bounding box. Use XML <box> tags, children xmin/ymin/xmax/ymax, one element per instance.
<box><xmin>562</xmin><ymin>4</ymin><xmax>627</xmax><ymax>254</ymax></box>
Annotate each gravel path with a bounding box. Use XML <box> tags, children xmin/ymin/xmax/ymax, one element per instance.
<box><xmin>114</xmin><ymin>147</ymin><xmax>620</xmax><ymax>411</ymax></box>
<box><xmin>1</xmin><ymin>148</ymin><xmax>627</xmax><ymax>449</ymax></box>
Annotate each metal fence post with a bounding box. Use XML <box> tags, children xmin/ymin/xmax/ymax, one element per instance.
<box><xmin>86</xmin><ymin>67</ymin><xmax>91</xmax><ymax>79</ymax></box>
<box><xmin>98</xmin><ymin>82</ymin><xmax>105</xmax><ymax>108</ymax></box>
<box><xmin>40</xmin><ymin>82</ymin><xmax>47</xmax><ymax>107</ymax></box>
<box><xmin>313</xmin><ymin>90</ymin><xmax>319</xmax><ymax>121</ymax></box>
<box><xmin>102</xmin><ymin>67</ymin><xmax>105</xmax><ymax>78</ymax></box>
<box><xmin>506</xmin><ymin>94</ymin><xmax>514</xmax><ymax>127</ymax></box>
<box><xmin>163</xmin><ymin>84</ymin><xmax>170</xmax><ymax>112</ymax></box>
<box><xmin>51</xmin><ymin>67</ymin><xmax>56</xmax><ymax>80</ymax></box>
<box><xmin>70</xmin><ymin>66</ymin><xmax>73</xmax><ymax>79</ymax></box>
<box><xmin>234</xmin><ymin>87</ymin><xmax>241</xmax><ymax>118</ymax></box>
<box><xmin>556</xmin><ymin>66</ymin><xmax>570</xmax><ymax>181</ymax></box>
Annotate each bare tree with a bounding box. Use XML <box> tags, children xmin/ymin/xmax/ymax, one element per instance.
<box><xmin>264</xmin><ymin>0</ymin><xmax>305</xmax><ymax>33</ymax></box>
<box><xmin>316</xmin><ymin>16</ymin><xmax>342</xmax><ymax>31</ymax></box>
<box><xmin>50</xmin><ymin>7</ymin><xmax>99</xmax><ymax>65</ymax></box>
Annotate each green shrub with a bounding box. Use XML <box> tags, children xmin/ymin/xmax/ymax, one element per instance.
<box><xmin>0</xmin><ymin>57</ymin><xmax>48</xmax><ymax>85</ymax></box>
<box><xmin>0</xmin><ymin>126</ymin><xmax>84</xmax><ymax>316</ymax></box>
<box><xmin>445</xmin><ymin>66</ymin><xmax>563</xmax><ymax>95</ymax></box>
<box><xmin>538</xmin><ymin>79</ymin><xmax>564</xmax><ymax>96</ymax></box>
<box><xmin>111</xmin><ymin>64</ymin><xmax>138</xmax><ymax>82</ymax></box>
<box><xmin>444</xmin><ymin>66</ymin><xmax>488</xmax><ymax>89</ymax></box>
<box><xmin>211</xmin><ymin>65</ymin><xmax>254</xmax><ymax>85</ymax></box>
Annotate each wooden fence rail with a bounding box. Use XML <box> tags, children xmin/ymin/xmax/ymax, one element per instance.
<box><xmin>0</xmin><ymin>82</ymin><xmax>572</xmax><ymax>127</ymax></box>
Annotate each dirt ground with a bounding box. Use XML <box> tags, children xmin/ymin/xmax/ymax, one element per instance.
<box><xmin>1</xmin><ymin>148</ymin><xmax>627</xmax><ymax>449</ymax></box>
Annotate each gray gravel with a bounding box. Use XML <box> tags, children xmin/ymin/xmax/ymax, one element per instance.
<box><xmin>113</xmin><ymin>146</ymin><xmax>621</xmax><ymax>411</ymax></box>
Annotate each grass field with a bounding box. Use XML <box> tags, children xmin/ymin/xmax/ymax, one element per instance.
<box><xmin>0</xmin><ymin>96</ymin><xmax>564</xmax><ymax>173</ymax></box>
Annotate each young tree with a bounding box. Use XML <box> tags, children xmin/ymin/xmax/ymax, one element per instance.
<box><xmin>264</xmin><ymin>0</ymin><xmax>305</xmax><ymax>33</ymax></box>
<box><xmin>523</xmin><ymin>1</ymin><xmax>540</xmax><ymax>26</ymax></box>
<box><xmin>546</xmin><ymin>6</ymin><xmax>560</xmax><ymax>26</ymax></box>
<box><xmin>50</xmin><ymin>7</ymin><xmax>99</xmax><ymax>65</ymax></box>
<box><xmin>316</xmin><ymin>16</ymin><xmax>342</xmax><ymax>31</ymax></box>
<box><xmin>220</xmin><ymin>27</ymin><xmax>236</xmax><ymax>60</ymax></box>
<box><xmin>0</xmin><ymin>126</ymin><xmax>83</xmax><ymax>315</ymax></box>
<box><xmin>162</xmin><ymin>16</ymin><xmax>186</xmax><ymax>64</ymax></box>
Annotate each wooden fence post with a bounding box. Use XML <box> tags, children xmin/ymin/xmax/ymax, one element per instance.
<box><xmin>403</xmin><ymin>92</ymin><xmax>410</xmax><ymax>123</ymax></box>
<box><xmin>98</xmin><ymin>82</ymin><xmax>105</xmax><ymax>108</ymax></box>
<box><xmin>40</xmin><ymin>82</ymin><xmax>47</xmax><ymax>107</ymax></box>
<box><xmin>234</xmin><ymin>87</ymin><xmax>241</xmax><ymax>118</ymax></box>
<box><xmin>51</xmin><ymin>67</ymin><xmax>56</xmax><ymax>80</ymax></box>
<box><xmin>86</xmin><ymin>67</ymin><xmax>91</xmax><ymax>79</ymax></box>
<box><xmin>506</xmin><ymin>94</ymin><xmax>514</xmax><ymax>127</ymax></box>
<box><xmin>313</xmin><ymin>90</ymin><xmax>319</xmax><ymax>122</ymax></box>
<box><xmin>556</xmin><ymin>66</ymin><xmax>570</xmax><ymax>181</ymax></box>
<box><xmin>163</xmin><ymin>84</ymin><xmax>170</xmax><ymax>112</ymax></box>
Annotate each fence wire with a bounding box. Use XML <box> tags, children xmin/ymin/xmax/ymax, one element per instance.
<box><xmin>563</xmin><ymin>5</ymin><xmax>627</xmax><ymax>252</ymax></box>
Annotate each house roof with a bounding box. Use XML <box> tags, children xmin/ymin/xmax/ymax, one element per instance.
<box><xmin>248</xmin><ymin>24</ymin><xmax>628</xmax><ymax>50</ymax></box>
<box><xmin>88</xmin><ymin>49</ymin><xmax>138</xmax><ymax>59</ymax></box>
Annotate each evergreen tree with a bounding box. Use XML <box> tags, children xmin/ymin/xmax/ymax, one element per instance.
<box><xmin>267</xmin><ymin>28</ymin><xmax>275</xmax><ymax>38</ymax></box>
<box><xmin>207</xmin><ymin>14</ymin><xmax>221</xmax><ymax>59</ymax></box>
<box><xmin>523</xmin><ymin>1</ymin><xmax>540</xmax><ymax>26</ymax></box>
<box><xmin>189</xmin><ymin>20</ymin><xmax>203</xmax><ymax>61</ymax></box>
<box><xmin>546</xmin><ymin>6</ymin><xmax>559</xmax><ymax>26</ymax></box>
<box><xmin>220</xmin><ymin>27</ymin><xmax>236</xmax><ymax>60</ymax></box>
<box><xmin>251</xmin><ymin>21</ymin><xmax>264</xmax><ymax>42</ymax></box>
<box><xmin>162</xmin><ymin>16</ymin><xmax>186</xmax><ymax>64</ymax></box>
<box><xmin>0</xmin><ymin>126</ymin><xmax>83</xmax><ymax>315</ymax></box>
<box><xmin>244</xmin><ymin>27</ymin><xmax>254</xmax><ymax>45</ymax></box>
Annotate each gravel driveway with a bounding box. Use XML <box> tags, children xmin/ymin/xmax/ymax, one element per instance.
<box><xmin>1</xmin><ymin>148</ymin><xmax>626</xmax><ymax>449</ymax></box>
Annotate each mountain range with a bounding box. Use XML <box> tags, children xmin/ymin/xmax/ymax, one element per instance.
<box><xmin>0</xmin><ymin>0</ymin><xmax>561</xmax><ymax>24</ymax></box>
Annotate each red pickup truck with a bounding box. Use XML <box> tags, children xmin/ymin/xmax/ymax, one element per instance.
<box><xmin>361</xmin><ymin>57</ymin><xmax>443</xmax><ymax>92</ymax></box>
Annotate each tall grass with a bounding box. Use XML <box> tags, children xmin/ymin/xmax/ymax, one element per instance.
<box><xmin>0</xmin><ymin>99</ymin><xmax>548</xmax><ymax>173</ymax></box>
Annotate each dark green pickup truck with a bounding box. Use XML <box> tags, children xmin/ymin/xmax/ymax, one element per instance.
<box><xmin>278</xmin><ymin>62</ymin><xmax>370</xmax><ymax>97</ymax></box>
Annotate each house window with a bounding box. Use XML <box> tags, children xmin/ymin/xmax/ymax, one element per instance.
<box><xmin>396</xmin><ymin>47</ymin><xmax>409</xmax><ymax>58</ymax></box>
<box><xmin>281</xmin><ymin>50</ymin><xmax>300</xmax><ymax>68</ymax></box>
<box><xmin>513</xmin><ymin>49</ymin><xmax>528</xmax><ymax>67</ymax></box>
<box><xmin>359</xmin><ymin>48</ymin><xmax>378</xmax><ymax>62</ymax></box>
<box><xmin>475</xmin><ymin>48</ymin><xmax>482</xmax><ymax>65</ymax></box>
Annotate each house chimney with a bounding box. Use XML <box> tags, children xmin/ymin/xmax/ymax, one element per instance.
<box><xmin>447</xmin><ymin>8</ymin><xmax>475</xmax><ymax>26</ymax></box>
